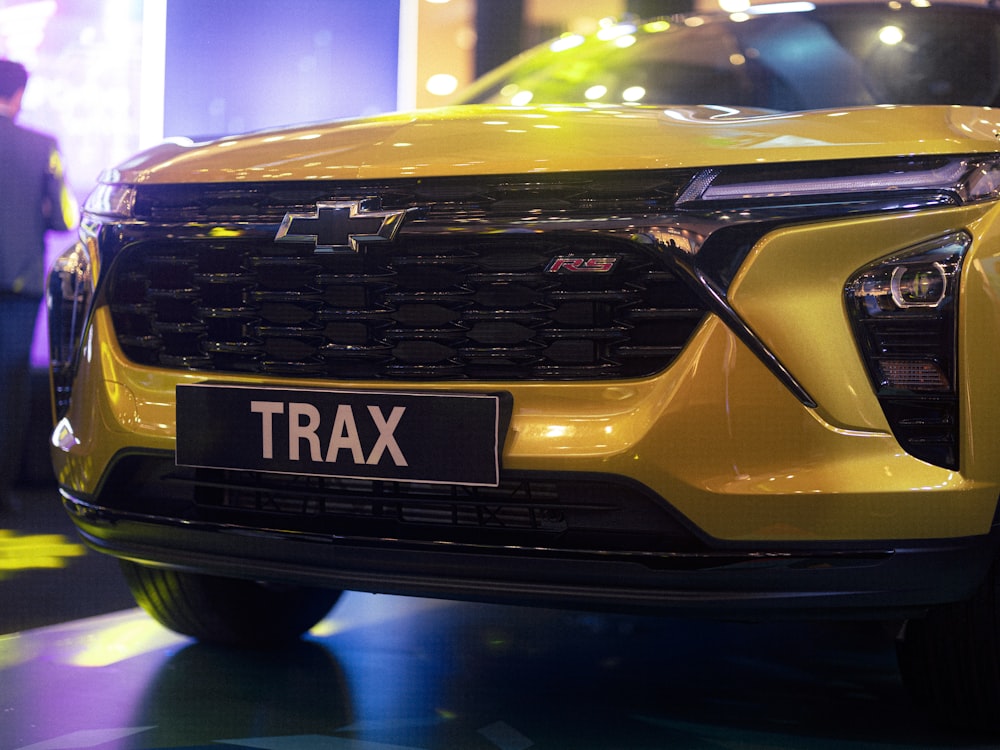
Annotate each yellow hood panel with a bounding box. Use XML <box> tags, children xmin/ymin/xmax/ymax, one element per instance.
<box><xmin>112</xmin><ymin>104</ymin><xmax>1000</xmax><ymax>184</ymax></box>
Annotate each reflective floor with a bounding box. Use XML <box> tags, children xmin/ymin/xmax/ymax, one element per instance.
<box><xmin>2</xmin><ymin>484</ymin><xmax>997</xmax><ymax>749</ymax></box>
<box><xmin>8</xmin><ymin>588</ymin><xmax>1000</xmax><ymax>748</ymax></box>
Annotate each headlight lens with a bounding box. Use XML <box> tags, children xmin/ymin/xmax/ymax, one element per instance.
<box><xmin>890</xmin><ymin>263</ymin><xmax>948</xmax><ymax>309</ymax></box>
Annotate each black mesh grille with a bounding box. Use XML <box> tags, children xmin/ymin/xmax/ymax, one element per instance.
<box><xmin>191</xmin><ymin>468</ymin><xmax>691</xmax><ymax>546</ymax></box>
<box><xmin>107</xmin><ymin>233</ymin><xmax>707</xmax><ymax>380</ymax></box>
<box><xmin>97</xmin><ymin>458</ymin><xmax>708</xmax><ymax>554</ymax></box>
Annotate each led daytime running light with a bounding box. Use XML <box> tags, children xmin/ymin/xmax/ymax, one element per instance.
<box><xmin>680</xmin><ymin>157</ymin><xmax>1000</xmax><ymax>205</ymax></box>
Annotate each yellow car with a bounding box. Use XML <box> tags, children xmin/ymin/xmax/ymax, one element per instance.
<box><xmin>48</xmin><ymin>1</ymin><xmax>1000</xmax><ymax>731</ymax></box>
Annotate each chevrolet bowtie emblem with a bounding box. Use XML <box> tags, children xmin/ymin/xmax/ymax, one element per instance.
<box><xmin>275</xmin><ymin>200</ymin><xmax>407</xmax><ymax>253</ymax></box>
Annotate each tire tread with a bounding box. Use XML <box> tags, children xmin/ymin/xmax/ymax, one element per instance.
<box><xmin>120</xmin><ymin>561</ymin><xmax>341</xmax><ymax>648</ymax></box>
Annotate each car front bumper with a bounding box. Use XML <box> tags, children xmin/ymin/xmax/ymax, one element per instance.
<box><xmin>62</xmin><ymin>480</ymin><xmax>1000</xmax><ymax>620</ymax></box>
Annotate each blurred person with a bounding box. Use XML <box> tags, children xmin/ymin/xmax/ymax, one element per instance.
<box><xmin>0</xmin><ymin>59</ymin><xmax>76</xmax><ymax>507</ymax></box>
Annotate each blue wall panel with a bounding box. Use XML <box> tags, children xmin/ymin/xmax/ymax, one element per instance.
<box><xmin>164</xmin><ymin>0</ymin><xmax>401</xmax><ymax>138</ymax></box>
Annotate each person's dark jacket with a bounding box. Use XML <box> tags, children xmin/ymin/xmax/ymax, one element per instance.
<box><xmin>0</xmin><ymin>114</ymin><xmax>75</xmax><ymax>298</ymax></box>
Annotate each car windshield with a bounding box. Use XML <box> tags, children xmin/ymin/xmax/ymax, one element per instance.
<box><xmin>459</xmin><ymin>3</ymin><xmax>1000</xmax><ymax>111</ymax></box>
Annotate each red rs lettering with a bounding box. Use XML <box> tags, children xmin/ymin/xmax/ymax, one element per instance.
<box><xmin>547</xmin><ymin>257</ymin><xmax>583</xmax><ymax>272</ymax></box>
<box><xmin>545</xmin><ymin>256</ymin><xmax>619</xmax><ymax>273</ymax></box>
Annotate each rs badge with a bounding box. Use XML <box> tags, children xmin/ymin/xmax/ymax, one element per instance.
<box><xmin>545</xmin><ymin>256</ymin><xmax>620</xmax><ymax>273</ymax></box>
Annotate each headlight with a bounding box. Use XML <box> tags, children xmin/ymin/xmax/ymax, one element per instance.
<box><xmin>845</xmin><ymin>231</ymin><xmax>970</xmax><ymax>469</ymax></box>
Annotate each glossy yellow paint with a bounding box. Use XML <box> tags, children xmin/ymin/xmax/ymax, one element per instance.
<box><xmin>106</xmin><ymin>105</ymin><xmax>1000</xmax><ymax>185</ymax></box>
<box><xmin>959</xmin><ymin>205</ymin><xmax>1000</xmax><ymax>481</ymax></box>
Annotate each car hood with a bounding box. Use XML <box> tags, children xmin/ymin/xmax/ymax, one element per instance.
<box><xmin>109</xmin><ymin>104</ymin><xmax>1000</xmax><ymax>185</ymax></box>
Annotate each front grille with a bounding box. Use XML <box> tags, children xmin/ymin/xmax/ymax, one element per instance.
<box><xmin>108</xmin><ymin>232</ymin><xmax>707</xmax><ymax>380</ymax></box>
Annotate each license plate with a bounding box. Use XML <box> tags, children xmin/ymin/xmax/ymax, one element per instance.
<box><xmin>176</xmin><ymin>384</ymin><xmax>508</xmax><ymax>487</ymax></box>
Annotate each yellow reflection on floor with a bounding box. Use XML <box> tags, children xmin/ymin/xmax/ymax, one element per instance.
<box><xmin>0</xmin><ymin>529</ymin><xmax>86</xmax><ymax>578</ymax></box>
<box><xmin>58</xmin><ymin>613</ymin><xmax>189</xmax><ymax>667</ymax></box>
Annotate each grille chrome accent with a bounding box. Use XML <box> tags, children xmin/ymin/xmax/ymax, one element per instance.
<box><xmin>108</xmin><ymin>233</ymin><xmax>707</xmax><ymax>380</ymax></box>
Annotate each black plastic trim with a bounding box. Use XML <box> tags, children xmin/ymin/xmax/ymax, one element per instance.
<box><xmin>60</xmin><ymin>483</ymin><xmax>1000</xmax><ymax>620</ymax></box>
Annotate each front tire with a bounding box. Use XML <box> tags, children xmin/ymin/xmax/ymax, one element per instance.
<box><xmin>120</xmin><ymin>560</ymin><xmax>342</xmax><ymax>648</ymax></box>
<box><xmin>895</xmin><ymin>557</ymin><xmax>1000</xmax><ymax>732</ymax></box>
